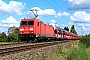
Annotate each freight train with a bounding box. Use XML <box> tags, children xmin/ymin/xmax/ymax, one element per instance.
<box><xmin>18</xmin><ymin>18</ymin><xmax>81</xmax><ymax>42</ymax></box>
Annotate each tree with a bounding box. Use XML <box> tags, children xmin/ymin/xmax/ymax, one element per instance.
<box><xmin>14</xmin><ymin>27</ymin><xmax>19</xmax><ymax>34</ymax></box>
<box><xmin>70</xmin><ymin>25</ymin><xmax>77</xmax><ymax>35</ymax></box>
<box><xmin>14</xmin><ymin>27</ymin><xmax>19</xmax><ymax>42</ymax></box>
<box><xmin>0</xmin><ymin>32</ymin><xmax>7</xmax><ymax>42</ymax></box>
<box><xmin>80</xmin><ymin>34</ymin><xmax>90</xmax><ymax>48</ymax></box>
<box><xmin>0</xmin><ymin>33</ymin><xmax>1</xmax><ymax>41</ymax></box>
<box><xmin>64</xmin><ymin>27</ymin><xmax>69</xmax><ymax>31</ymax></box>
<box><xmin>8</xmin><ymin>27</ymin><xmax>19</xmax><ymax>42</ymax></box>
<box><xmin>8</xmin><ymin>33</ymin><xmax>18</xmax><ymax>42</ymax></box>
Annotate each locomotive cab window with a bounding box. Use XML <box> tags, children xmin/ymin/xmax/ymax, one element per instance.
<box><xmin>21</xmin><ymin>21</ymin><xmax>27</xmax><ymax>26</ymax></box>
<box><xmin>28</xmin><ymin>21</ymin><xmax>34</xmax><ymax>25</ymax></box>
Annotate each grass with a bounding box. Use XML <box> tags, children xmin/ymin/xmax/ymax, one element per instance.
<box><xmin>0</xmin><ymin>42</ymin><xmax>19</xmax><ymax>44</ymax></box>
<box><xmin>57</xmin><ymin>42</ymin><xmax>90</xmax><ymax>60</ymax></box>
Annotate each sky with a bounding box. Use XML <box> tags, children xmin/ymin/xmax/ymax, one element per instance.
<box><xmin>0</xmin><ymin>0</ymin><xmax>90</xmax><ymax>36</ymax></box>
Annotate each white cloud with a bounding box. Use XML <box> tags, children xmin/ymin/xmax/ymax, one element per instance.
<box><xmin>0</xmin><ymin>0</ymin><xmax>25</xmax><ymax>15</ymax></box>
<box><xmin>68</xmin><ymin>0</ymin><xmax>90</xmax><ymax>10</ymax></box>
<box><xmin>67</xmin><ymin>11</ymin><xmax>90</xmax><ymax>35</ymax></box>
<box><xmin>27</xmin><ymin>7</ymin><xmax>70</xmax><ymax>18</ymax></box>
<box><xmin>72</xmin><ymin>23</ymin><xmax>90</xmax><ymax>36</ymax></box>
<box><xmin>70</xmin><ymin>11</ymin><xmax>90</xmax><ymax>22</ymax></box>
<box><xmin>0</xmin><ymin>16</ymin><xmax>19</xmax><ymax>33</ymax></box>
<box><xmin>68</xmin><ymin>22</ymin><xmax>74</xmax><ymax>27</ymax></box>
<box><xmin>55</xmin><ymin>11</ymin><xmax>70</xmax><ymax>18</ymax></box>
<box><xmin>76</xmin><ymin>23</ymin><xmax>90</xmax><ymax>36</ymax></box>
<box><xmin>51</xmin><ymin>20</ymin><xmax>56</xmax><ymax>23</ymax></box>
<box><xmin>27</xmin><ymin>7</ymin><xmax>56</xmax><ymax>18</ymax></box>
<box><xmin>50</xmin><ymin>20</ymin><xmax>56</xmax><ymax>29</ymax></box>
<box><xmin>1</xmin><ymin>16</ymin><xmax>18</xmax><ymax>24</ymax></box>
<box><xmin>69</xmin><ymin>11</ymin><xmax>90</xmax><ymax>35</ymax></box>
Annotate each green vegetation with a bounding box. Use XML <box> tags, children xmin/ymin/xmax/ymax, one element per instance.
<box><xmin>80</xmin><ymin>34</ymin><xmax>90</xmax><ymax>48</ymax></box>
<box><xmin>64</xmin><ymin>25</ymin><xmax>77</xmax><ymax>35</ymax></box>
<box><xmin>0</xmin><ymin>32</ymin><xmax>7</xmax><ymax>42</ymax></box>
<box><xmin>8</xmin><ymin>27</ymin><xmax>20</xmax><ymax>42</ymax></box>
<box><xmin>0</xmin><ymin>27</ymin><xmax>19</xmax><ymax>43</ymax></box>
<box><xmin>0</xmin><ymin>42</ymin><xmax>18</xmax><ymax>44</ymax></box>
<box><xmin>66</xmin><ymin>43</ymin><xmax>90</xmax><ymax>60</ymax></box>
<box><xmin>64</xmin><ymin>26</ymin><xmax>69</xmax><ymax>31</ymax></box>
<box><xmin>8</xmin><ymin>33</ymin><xmax>18</xmax><ymax>42</ymax></box>
<box><xmin>70</xmin><ymin>25</ymin><xmax>77</xmax><ymax>35</ymax></box>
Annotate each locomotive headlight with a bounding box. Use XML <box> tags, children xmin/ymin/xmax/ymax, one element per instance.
<box><xmin>20</xmin><ymin>28</ymin><xmax>24</xmax><ymax>31</ymax></box>
<box><xmin>29</xmin><ymin>28</ymin><xmax>33</xmax><ymax>30</ymax></box>
<box><xmin>31</xmin><ymin>32</ymin><xmax>33</xmax><ymax>33</ymax></box>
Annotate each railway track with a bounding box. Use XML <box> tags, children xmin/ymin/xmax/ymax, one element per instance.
<box><xmin>0</xmin><ymin>40</ymin><xmax>72</xmax><ymax>56</ymax></box>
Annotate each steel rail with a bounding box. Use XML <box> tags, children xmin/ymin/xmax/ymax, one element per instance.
<box><xmin>0</xmin><ymin>40</ymin><xmax>73</xmax><ymax>56</ymax></box>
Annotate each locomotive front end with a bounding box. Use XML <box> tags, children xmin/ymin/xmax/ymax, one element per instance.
<box><xmin>19</xmin><ymin>18</ymin><xmax>35</xmax><ymax>42</ymax></box>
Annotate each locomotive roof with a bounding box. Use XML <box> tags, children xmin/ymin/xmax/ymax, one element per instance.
<box><xmin>21</xmin><ymin>18</ymin><xmax>37</xmax><ymax>21</ymax></box>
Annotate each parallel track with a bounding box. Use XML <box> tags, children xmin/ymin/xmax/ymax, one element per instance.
<box><xmin>0</xmin><ymin>40</ymin><xmax>73</xmax><ymax>56</ymax></box>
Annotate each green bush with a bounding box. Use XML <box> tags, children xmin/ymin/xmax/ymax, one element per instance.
<box><xmin>57</xmin><ymin>43</ymin><xmax>90</xmax><ymax>60</ymax></box>
<box><xmin>79</xmin><ymin>35</ymin><xmax>90</xmax><ymax>48</ymax></box>
<box><xmin>66</xmin><ymin>43</ymin><xmax>89</xmax><ymax>60</ymax></box>
<box><xmin>8</xmin><ymin>33</ymin><xmax>19</xmax><ymax>42</ymax></box>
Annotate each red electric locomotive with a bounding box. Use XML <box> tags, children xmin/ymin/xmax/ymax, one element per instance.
<box><xmin>19</xmin><ymin>18</ymin><xmax>54</xmax><ymax>42</ymax></box>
